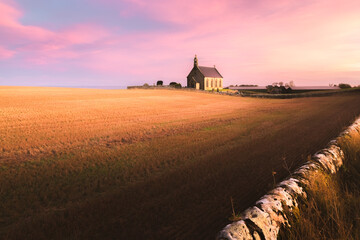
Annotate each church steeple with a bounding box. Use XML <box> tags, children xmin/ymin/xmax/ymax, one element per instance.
<box><xmin>194</xmin><ymin>54</ymin><xmax>198</xmax><ymax>67</ymax></box>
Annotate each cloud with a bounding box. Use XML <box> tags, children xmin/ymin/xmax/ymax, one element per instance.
<box><xmin>0</xmin><ymin>0</ymin><xmax>112</xmax><ymax>65</ymax></box>
<box><xmin>1</xmin><ymin>0</ymin><xmax>360</xmax><ymax>86</ymax></box>
<box><xmin>0</xmin><ymin>45</ymin><xmax>15</xmax><ymax>59</ymax></box>
<box><xmin>61</xmin><ymin>24</ymin><xmax>110</xmax><ymax>45</ymax></box>
<box><xmin>0</xmin><ymin>1</ymin><xmax>54</xmax><ymax>43</ymax></box>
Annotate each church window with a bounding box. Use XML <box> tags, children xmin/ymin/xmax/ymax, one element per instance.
<box><xmin>206</xmin><ymin>79</ymin><xmax>209</xmax><ymax>88</ymax></box>
<box><xmin>211</xmin><ymin>79</ymin><xmax>213</xmax><ymax>87</ymax></box>
<box><xmin>215</xmin><ymin>80</ymin><xmax>217</xmax><ymax>87</ymax></box>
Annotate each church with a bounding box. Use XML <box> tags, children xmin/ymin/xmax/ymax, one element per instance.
<box><xmin>187</xmin><ymin>55</ymin><xmax>223</xmax><ymax>90</ymax></box>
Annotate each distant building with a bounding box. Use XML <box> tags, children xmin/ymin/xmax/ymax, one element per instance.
<box><xmin>187</xmin><ymin>55</ymin><xmax>223</xmax><ymax>90</ymax></box>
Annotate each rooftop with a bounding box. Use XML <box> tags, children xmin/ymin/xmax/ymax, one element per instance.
<box><xmin>198</xmin><ymin>66</ymin><xmax>223</xmax><ymax>78</ymax></box>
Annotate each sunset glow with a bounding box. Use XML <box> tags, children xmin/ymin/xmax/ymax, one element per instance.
<box><xmin>0</xmin><ymin>0</ymin><xmax>360</xmax><ymax>86</ymax></box>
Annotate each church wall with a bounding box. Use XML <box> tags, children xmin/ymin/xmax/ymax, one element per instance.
<box><xmin>204</xmin><ymin>77</ymin><xmax>223</xmax><ymax>91</ymax></box>
<box><xmin>187</xmin><ymin>67</ymin><xmax>205</xmax><ymax>90</ymax></box>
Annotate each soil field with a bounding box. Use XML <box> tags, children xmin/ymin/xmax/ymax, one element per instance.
<box><xmin>1</xmin><ymin>86</ymin><xmax>360</xmax><ymax>239</ymax></box>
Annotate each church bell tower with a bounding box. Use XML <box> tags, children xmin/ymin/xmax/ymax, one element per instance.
<box><xmin>194</xmin><ymin>54</ymin><xmax>198</xmax><ymax>67</ymax></box>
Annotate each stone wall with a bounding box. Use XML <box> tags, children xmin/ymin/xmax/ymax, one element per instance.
<box><xmin>217</xmin><ymin>117</ymin><xmax>360</xmax><ymax>240</ymax></box>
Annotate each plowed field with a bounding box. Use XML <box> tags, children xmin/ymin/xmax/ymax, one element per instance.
<box><xmin>1</xmin><ymin>87</ymin><xmax>360</xmax><ymax>239</ymax></box>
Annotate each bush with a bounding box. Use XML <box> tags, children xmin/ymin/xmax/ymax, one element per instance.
<box><xmin>169</xmin><ymin>82</ymin><xmax>181</xmax><ymax>88</ymax></box>
<box><xmin>339</xmin><ymin>83</ymin><xmax>351</xmax><ymax>89</ymax></box>
<box><xmin>266</xmin><ymin>85</ymin><xmax>292</xmax><ymax>94</ymax></box>
<box><xmin>156</xmin><ymin>80</ymin><xmax>163</xmax><ymax>86</ymax></box>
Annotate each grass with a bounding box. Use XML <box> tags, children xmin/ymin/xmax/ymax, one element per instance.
<box><xmin>279</xmin><ymin>128</ymin><xmax>360</xmax><ymax>239</ymax></box>
<box><xmin>205</xmin><ymin>88</ymin><xmax>238</xmax><ymax>93</ymax></box>
<box><xmin>1</xmin><ymin>86</ymin><xmax>360</xmax><ymax>239</ymax></box>
<box><xmin>240</xmin><ymin>87</ymin><xmax>360</xmax><ymax>98</ymax></box>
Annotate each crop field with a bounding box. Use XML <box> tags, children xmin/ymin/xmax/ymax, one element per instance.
<box><xmin>1</xmin><ymin>86</ymin><xmax>360</xmax><ymax>239</ymax></box>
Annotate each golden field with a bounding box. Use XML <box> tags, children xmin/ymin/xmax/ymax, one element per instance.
<box><xmin>1</xmin><ymin>86</ymin><xmax>360</xmax><ymax>239</ymax></box>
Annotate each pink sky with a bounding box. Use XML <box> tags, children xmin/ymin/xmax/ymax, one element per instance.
<box><xmin>0</xmin><ymin>0</ymin><xmax>360</xmax><ymax>86</ymax></box>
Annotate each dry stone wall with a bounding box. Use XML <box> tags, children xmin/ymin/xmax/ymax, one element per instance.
<box><xmin>217</xmin><ymin>117</ymin><xmax>360</xmax><ymax>240</ymax></box>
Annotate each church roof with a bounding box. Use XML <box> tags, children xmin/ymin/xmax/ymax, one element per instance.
<box><xmin>198</xmin><ymin>66</ymin><xmax>223</xmax><ymax>78</ymax></box>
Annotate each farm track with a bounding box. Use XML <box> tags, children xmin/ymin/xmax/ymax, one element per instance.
<box><xmin>1</xmin><ymin>87</ymin><xmax>360</xmax><ymax>239</ymax></box>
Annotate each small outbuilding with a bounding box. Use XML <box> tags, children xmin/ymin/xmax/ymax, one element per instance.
<box><xmin>187</xmin><ymin>55</ymin><xmax>223</xmax><ymax>90</ymax></box>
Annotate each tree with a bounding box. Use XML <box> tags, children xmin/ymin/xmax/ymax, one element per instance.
<box><xmin>267</xmin><ymin>83</ymin><xmax>292</xmax><ymax>94</ymax></box>
<box><xmin>156</xmin><ymin>80</ymin><xmax>163</xmax><ymax>86</ymax></box>
<box><xmin>169</xmin><ymin>82</ymin><xmax>182</xmax><ymax>88</ymax></box>
<box><xmin>338</xmin><ymin>83</ymin><xmax>351</xmax><ymax>89</ymax></box>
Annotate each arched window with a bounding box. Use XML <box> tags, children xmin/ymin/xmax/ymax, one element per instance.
<box><xmin>206</xmin><ymin>79</ymin><xmax>209</xmax><ymax>88</ymax></box>
<box><xmin>219</xmin><ymin>79</ymin><xmax>222</xmax><ymax>88</ymax></box>
<box><xmin>215</xmin><ymin>79</ymin><xmax>217</xmax><ymax>88</ymax></box>
<box><xmin>211</xmin><ymin>79</ymin><xmax>213</xmax><ymax>87</ymax></box>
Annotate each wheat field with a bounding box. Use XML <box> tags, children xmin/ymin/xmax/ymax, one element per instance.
<box><xmin>1</xmin><ymin>86</ymin><xmax>360</xmax><ymax>239</ymax></box>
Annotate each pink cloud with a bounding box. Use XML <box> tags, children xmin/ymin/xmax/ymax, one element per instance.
<box><xmin>1</xmin><ymin>0</ymin><xmax>360</xmax><ymax>86</ymax></box>
<box><xmin>0</xmin><ymin>1</ymin><xmax>112</xmax><ymax>66</ymax></box>
<box><xmin>125</xmin><ymin>0</ymin><xmax>230</xmax><ymax>25</ymax></box>
<box><xmin>0</xmin><ymin>45</ymin><xmax>15</xmax><ymax>59</ymax></box>
<box><xmin>0</xmin><ymin>1</ymin><xmax>54</xmax><ymax>42</ymax></box>
<box><xmin>60</xmin><ymin>24</ymin><xmax>110</xmax><ymax>45</ymax></box>
<box><xmin>0</xmin><ymin>0</ymin><xmax>21</xmax><ymax>27</ymax></box>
